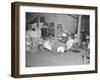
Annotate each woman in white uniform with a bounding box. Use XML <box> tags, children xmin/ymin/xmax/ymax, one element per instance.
<box><xmin>65</xmin><ymin>35</ymin><xmax>75</xmax><ymax>51</ymax></box>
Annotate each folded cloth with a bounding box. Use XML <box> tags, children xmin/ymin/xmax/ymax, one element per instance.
<box><xmin>57</xmin><ymin>46</ymin><xmax>65</xmax><ymax>53</ymax></box>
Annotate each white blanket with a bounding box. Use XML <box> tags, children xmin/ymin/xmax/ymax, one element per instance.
<box><xmin>44</xmin><ymin>40</ymin><xmax>52</xmax><ymax>50</ymax></box>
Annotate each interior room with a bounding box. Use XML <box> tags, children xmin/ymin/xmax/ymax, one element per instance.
<box><xmin>25</xmin><ymin>12</ymin><xmax>90</xmax><ymax>67</ymax></box>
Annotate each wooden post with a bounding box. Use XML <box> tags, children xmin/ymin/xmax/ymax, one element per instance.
<box><xmin>77</xmin><ymin>15</ymin><xmax>82</xmax><ymax>47</ymax></box>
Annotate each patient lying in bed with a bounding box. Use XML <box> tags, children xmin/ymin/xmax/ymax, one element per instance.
<box><xmin>43</xmin><ymin>38</ymin><xmax>65</xmax><ymax>52</ymax></box>
<box><xmin>43</xmin><ymin>34</ymin><xmax>75</xmax><ymax>53</ymax></box>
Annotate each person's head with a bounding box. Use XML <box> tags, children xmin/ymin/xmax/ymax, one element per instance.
<box><xmin>62</xmin><ymin>33</ymin><xmax>67</xmax><ymax>37</ymax></box>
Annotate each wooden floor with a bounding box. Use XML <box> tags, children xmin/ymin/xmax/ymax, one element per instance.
<box><xmin>26</xmin><ymin>48</ymin><xmax>87</xmax><ymax>67</ymax></box>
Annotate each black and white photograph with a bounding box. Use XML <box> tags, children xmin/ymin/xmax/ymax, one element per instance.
<box><xmin>11</xmin><ymin>2</ymin><xmax>97</xmax><ymax>78</ymax></box>
<box><xmin>25</xmin><ymin>13</ymin><xmax>90</xmax><ymax>67</ymax></box>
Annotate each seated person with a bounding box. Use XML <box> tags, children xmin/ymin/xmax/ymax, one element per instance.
<box><xmin>61</xmin><ymin>33</ymin><xmax>68</xmax><ymax>43</ymax></box>
<box><xmin>65</xmin><ymin>35</ymin><xmax>75</xmax><ymax>51</ymax></box>
<box><xmin>73</xmin><ymin>34</ymin><xmax>79</xmax><ymax>48</ymax></box>
<box><xmin>74</xmin><ymin>34</ymin><xmax>78</xmax><ymax>43</ymax></box>
<box><xmin>56</xmin><ymin>33</ymin><xmax>68</xmax><ymax>53</ymax></box>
